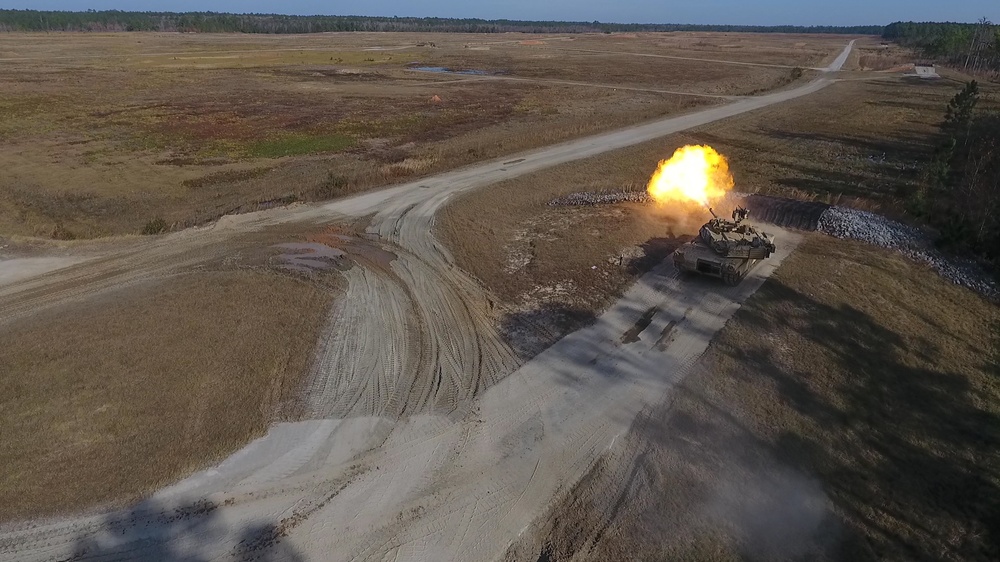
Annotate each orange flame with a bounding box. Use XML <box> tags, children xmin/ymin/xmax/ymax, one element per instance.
<box><xmin>646</xmin><ymin>145</ymin><xmax>734</xmax><ymax>207</ymax></box>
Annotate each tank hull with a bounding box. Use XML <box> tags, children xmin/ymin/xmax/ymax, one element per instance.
<box><xmin>672</xmin><ymin>238</ymin><xmax>762</xmax><ymax>285</ymax></box>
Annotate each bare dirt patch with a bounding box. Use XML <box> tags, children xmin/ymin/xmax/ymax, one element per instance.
<box><xmin>438</xmin><ymin>192</ymin><xmax>697</xmax><ymax>357</ymax></box>
<box><xmin>0</xmin><ymin>269</ymin><xmax>334</xmax><ymax>522</ymax></box>
<box><xmin>513</xmin><ymin>234</ymin><xmax>1000</xmax><ymax>562</ymax></box>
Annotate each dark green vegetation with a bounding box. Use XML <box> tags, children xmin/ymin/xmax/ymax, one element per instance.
<box><xmin>884</xmin><ymin>20</ymin><xmax>999</xmax><ymax>77</ymax></box>
<box><xmin>141</xmin><ymin>217</ymin><xmax>167</xmax><ymax>235</ymax></box>
<box><xmin>912</xmin><ymin>81</ymin><xmax>1000</xmax><ymax>268</ymax></box>
<box><xmin>0</xmin><ymin>9</ymin><xmax>883</xmax><ymax>34</ymax></box>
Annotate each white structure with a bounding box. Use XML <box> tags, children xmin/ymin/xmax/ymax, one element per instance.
<box><xmin>914</xmin><ymin>64</ymin><xmax>940</xmax><ymax>79</ymax></box>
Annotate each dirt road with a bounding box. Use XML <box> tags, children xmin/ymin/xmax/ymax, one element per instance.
<box><xmin>0</xmin><ymin>41</ymin><xmax>852</xmax><ymax>561</ymax></box>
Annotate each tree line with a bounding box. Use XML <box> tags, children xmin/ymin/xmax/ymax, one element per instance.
<box><xmin>884</xmin><ymin>20</ymin><xmax>999</xmax><ymax>78</ymax></box>
<box><xmin>911</xmin><ymin>81</ymin><xmax>999</xmax><ymax>269</ymax></box>
<box><xmin>0</xmin><ymin>9</ymin><xmax>884</xmax><ymax>34</ymax></box>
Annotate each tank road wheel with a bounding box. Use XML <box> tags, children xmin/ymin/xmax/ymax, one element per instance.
<box><xmin>722</xmin><ymin>266</ymin><xmax>743</xmax><ymax>286</ymax></box>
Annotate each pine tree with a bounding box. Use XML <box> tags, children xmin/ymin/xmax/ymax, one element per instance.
<box><xmin>943</xmin><ymin>81</ymin><xmax>979</xmax><ymax>134</ymax></box>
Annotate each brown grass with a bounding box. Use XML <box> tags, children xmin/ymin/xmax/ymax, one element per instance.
<box><xmin>438</xmin><ymin>71</ymin><xmax>1000</xmax><ymax>342</ymax></box>
<box><xmin>0</xmin><ymin>269</ymin><xmax>334</xmax><ymax>522</ymax></box>
<box><xmin>522</xmin><ymin>235</ymin><xmax>1000</xmax><ymax>561</ymax></box>
<box><xmin>435</xmin><ymin>57</ymin><xmax>1000</xmax><ymax>559</ymax></box>
<box><xmin>575</xmin><ymin>32</ymin><xmax>856</xmax><ymax>67</ymax></box>
<box><xmin>855</xmin><ymin>43</ymin><xmax>916</xmax><ymax>71</ymax></box>
<box><xmin>0</xmin><ymin>31</ymin><xmax>853</xmax><ymax>239</ymax></box>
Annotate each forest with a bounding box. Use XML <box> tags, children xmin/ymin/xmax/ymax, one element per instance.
<box><xmin>884</xmin><ymin>20</ymin><xmax>999</xmax><ymax>76</ymax></box>
<box><xmin>914</xmin><ymin>81</ymin><xmax>1000</xmax><ymax>268</ymax></box>
<box><xmin>0</xmin><ymin>10</ymin><xmax>883</xmax><ymax>34</ymax></box>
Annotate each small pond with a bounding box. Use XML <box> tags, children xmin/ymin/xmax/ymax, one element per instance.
<box><xmin>411</xmin><ymin>66</ymin><xmax>491</xmax><ymax>75</ymax></box>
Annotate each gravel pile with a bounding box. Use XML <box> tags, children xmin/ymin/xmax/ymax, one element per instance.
<box><xmin>549</xmin><ymin>190</ymin><xmax>754</xmax><ymax>208</ymax></box>
<box><xmin>548</xmin><ymin>190</ymin><xmax>651</xmax><ymax>206</ymax></box>
<box><xmin>548</xmin><ymin>191</ymin><xmax>998</xmax><ymax>300</ymax></box>
<box><xmin>818</xmin><ymin>206</ymin><xmax>998</xmax><ymax>301</ymax></box>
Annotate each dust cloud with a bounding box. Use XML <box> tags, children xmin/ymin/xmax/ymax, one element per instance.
<box><xmin>646</xmin><ymin>203</ymin><xmax>712</xmax><ymax>238</ymax></box>
<box><xmin>699</xmin><ymin>463</ymin><xmax>833</xmax><ymax>560</ymax></box>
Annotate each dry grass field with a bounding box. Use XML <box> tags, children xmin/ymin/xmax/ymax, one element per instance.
<box><xmin>0</xmin><ymin>253</ymin><xmax>336</xmax><ymax>521</ymax></box>
<box><xmin>0</xmin><ymin>32</ymin><xmax>919</xmax><ymax>530</ymax></box>
<box><xmin>435</xmin><ymin>52</ymin><xmax>1000</xmax><ymax>561</ymax></box>
<box><xmin>518</xmin><ymin>235</ymin><xmax>1000</xmax><ymax>561</ymax></box>
<box><xmin>438</xmin><ymin>70</ymin><xmax>1000</xmax><ymax>354</ymax></box>
<box><xmin>0</xmin><ymin>31</ymin><xmax>850</xmax><ymax>240</ymax></box>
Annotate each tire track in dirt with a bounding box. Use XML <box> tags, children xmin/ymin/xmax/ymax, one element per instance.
<box><xmin>1</xmin><ymin>42</ymin><xmax>851</xmax><ymax>562</ymax></box>
<box><xmin>276</xmin><ymin>232</ymin><xmax>801</xmax><ymax>561</ymax></box>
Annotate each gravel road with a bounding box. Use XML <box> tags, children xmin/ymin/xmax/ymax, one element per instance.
<box><xmin>0</xmin><ymin>41</ymin><xmax>853</xmax><ymax>562</ymax></box>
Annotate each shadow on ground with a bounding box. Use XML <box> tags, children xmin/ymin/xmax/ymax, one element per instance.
<box><xmin>763</xmin><ymin>130</ymin><xmax>930</xmax><ymax>200</ymax></box>
<box><xmin>531</xmin><ymin>275</ymin><xmax>999</xmax><ymax>562</ymax></box>
<box><xmin>625</xmin><ymin>236</ymin><xmax>687</xmax><ymax>275</ymax></box>
<box><xmin>501</xmin><ymin>303</ymin><xmax>599</xmax><ymax>360</ymax></box>
<box><xmin>500</xmin><ymin>235</ymin><xmax>687</xmax><ymax>361</ymax></box>
<box><xmin>68</xmin><ymin>498</ymin><xmax>304</xmax><ymax>561</ymax></box>
<box><xmin>710</xmin><ymin>280</ymin><xmax>1000</xmax><ymax>560</ymax></box>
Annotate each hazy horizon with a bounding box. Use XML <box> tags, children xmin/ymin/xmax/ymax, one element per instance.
<box><xmin>8</xmin><ymin>1</ymin><xmax>999</xmax><ymax>27</ymax></box>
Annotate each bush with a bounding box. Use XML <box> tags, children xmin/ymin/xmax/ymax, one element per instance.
<box><xmin>791</xmin><ymin>67</ymin><xmax>804</xmax><ymax>80</ymax></box>
<box><xmin>917</xmin><ymin>82</ymin><xmax>999</xmax><ymax>267</ymax></box>
<box><xmin>142</xmin><ymin>218</ymin><xmax>167</xmax><ymax>235</ymax></box>
<box><xmin>50</xmin><ymin>223</ymin><xmax>76</xmax><ymax>240</ymax></box>
<box><xmin>313</xmin><ymin>171</ymin><xmax>350</xmax><ymax>199</ymax></box>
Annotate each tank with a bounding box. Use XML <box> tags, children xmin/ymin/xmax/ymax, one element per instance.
<box><xmin>671</xmin><ymin>206</ymin><xmax>776</xmax><ymax>285</ymax></box>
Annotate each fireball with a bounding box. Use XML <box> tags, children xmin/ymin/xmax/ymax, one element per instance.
<box><xmin>646</xmin><ymin>145</ymin><xmax>734</xmax><ymax>207</ymax></box>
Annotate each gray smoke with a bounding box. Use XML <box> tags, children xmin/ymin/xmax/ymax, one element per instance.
<box><xmin>699</xmin><ymin>464</ymin><xmax>832</xmax><ymax>561</ymax></box>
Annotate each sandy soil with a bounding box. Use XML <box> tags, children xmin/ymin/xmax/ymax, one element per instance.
<box><xmin>0</xmin><ymin>257</ymin><xmax>87</xmax><ymax>286</ymax></box>
<box><xmin>0</xmin><ymin>41</ymin><xmax>853</xmax><ymax>561</ymax></box>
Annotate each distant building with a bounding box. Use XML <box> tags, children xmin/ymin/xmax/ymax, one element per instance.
<box><xmin>914</xmin><ymin>64</ymin><xmax>939</xmax><ymax>79</ymax></box>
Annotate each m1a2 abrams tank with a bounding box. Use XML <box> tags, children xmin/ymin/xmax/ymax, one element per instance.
<box><xmin>672</xmin><ymin>206</ymin><xmax>776</xmax><ymax>285</ymax></box>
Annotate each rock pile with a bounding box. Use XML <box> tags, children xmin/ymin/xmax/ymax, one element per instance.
<box><xmin>548</xmin><ymin>190</ymin><xmax>998</xmax><ymax>300</ymax></box>
<box><xmin>548</xmin><ymin>190</ymin><xmax>650</xmax><ymax>206</ymax></box>
<box><xmin>818</xmin><ymin>206</ymin><xmax>998</xmax><ymax>301</ymax></box>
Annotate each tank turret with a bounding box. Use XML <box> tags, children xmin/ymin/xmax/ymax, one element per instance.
<box><xmin>699</xmin><ymin>206</ymin><xmax>776</xmax><ymax>259</ymax></box>
<box><xmin>671</xmin><ymin>206</ymin><xmax>776</xmax><ymax>285</ymax></box>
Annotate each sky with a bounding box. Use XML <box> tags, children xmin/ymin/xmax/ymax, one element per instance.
<box><xmin>10</xmin><ymin>0</ymin><xmax>1000</xmax><ymax>27</ymax></box>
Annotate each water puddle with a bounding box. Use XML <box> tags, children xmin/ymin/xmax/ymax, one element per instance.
<box><xmin>273</xmin><ymin>242</ymin><xmax>347</xmax><ymax>273</ymax></box>
<box><xmin>411</xmin><ymin>66</ymin><xmax>492</xmax><ymax>76</ymax></box>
